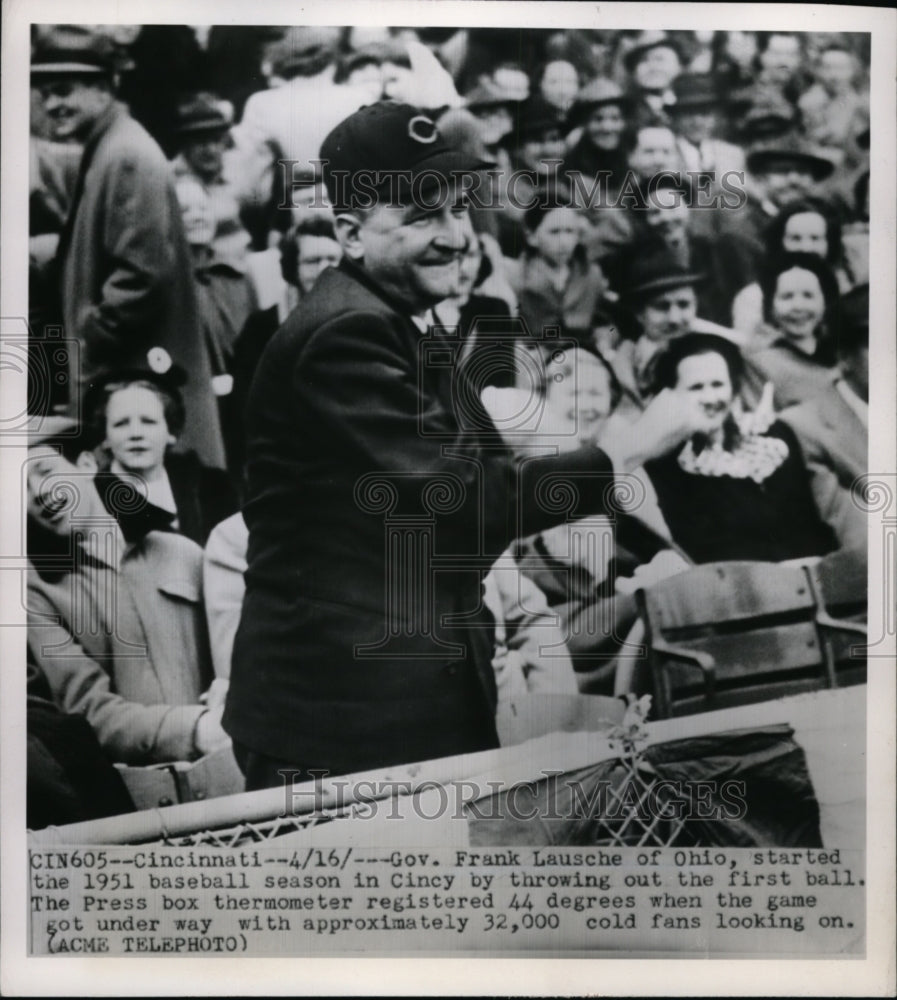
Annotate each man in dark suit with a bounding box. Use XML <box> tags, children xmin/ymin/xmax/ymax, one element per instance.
<box><xmin>223</xmin><ymin>102</ymin><xmax>706</xmax><ymax>790</ymax></box>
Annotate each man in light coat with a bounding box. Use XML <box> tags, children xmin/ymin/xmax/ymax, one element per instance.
<box><xmin>31</xmin><ymin>25</ymin><xmax>225</xmax><ymax>468</ymax></box>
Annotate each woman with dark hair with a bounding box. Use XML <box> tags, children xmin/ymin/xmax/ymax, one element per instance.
<box><xmin>744</xmin><ymin>252</ymin><xmax>841</xmax><ymax>408</ymax></box>
<box><xmin>90</xmin><ymin>370</ymin><xmax>237</xmax><ymax>545</ymax></box>
<box><xmin>644</xmin><ymin>332</ymin><xmax>835</xmax><ymax>564</ymax></box>
<box><xmin>732</xmin><ymin>199</ymin><xmax>854</xmax><ymax>337</ymax></box>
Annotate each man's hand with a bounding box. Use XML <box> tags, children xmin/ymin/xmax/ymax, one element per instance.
<box><xmin>194</xmin><ymin>706</ymin><xmax>231</xmax><ymax>756</ymax></box>
<box><xmin>601</xmin><ymin>388</ymin><xmax>712</xmax><ymax>472</ymax></box>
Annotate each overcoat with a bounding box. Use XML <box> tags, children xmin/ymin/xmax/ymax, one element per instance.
<box><xmin>224</xmin><ymin>259</ymin><xmax>620</xmax><ymax>774</ymax></box>
<box><xmin>57</xmin><ymin>103</ymin><xmax>225</xmax><ymax>467</ymax></box>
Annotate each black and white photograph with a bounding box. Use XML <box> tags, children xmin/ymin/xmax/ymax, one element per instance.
<box><xmin>1</xmin><ymin>1</ymin><xmax>894</xmax><ymax>994</ymax></box>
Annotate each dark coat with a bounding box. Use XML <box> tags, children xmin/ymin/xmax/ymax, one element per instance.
<box><xmin>56</xmin><ymin>103</ymin><xmax>225</xmax><ymax>468</ymax></box>
<box><xmin>224</xmin><ymin>259</ymin><xmax>620</xmax><ymax>775</ymax></box>
<box><xmin>644</xmin><ymin>421</ymin><xmax>836</xmax><ymax>564</ymax></box>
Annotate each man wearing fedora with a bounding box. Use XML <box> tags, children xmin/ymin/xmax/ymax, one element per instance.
<box><xmin>669</xmin><ymin>73</ymin><xmax>745</xmax><ymax>180</ymax></box>
<box><xmin>713</xmin><ymin>137</ymin><xmax>836</xmax><ymax>268</ymax></box>
<box><xmin>31</xmin><ymin>25</ymin><xmax>226</xmax><ymax>469</ymax></box>
<box><xmin>607</xmin><ymin>244</ymin><xmax>746</xmax><ymax>417</ymax></box>
<box><xmin>622</xmin><ymin>31</ymin><xmax>683</xmax><ymax>127</ymax></box>
<box><xmin>223</xmin><ymin>102</ymin><xmax>706</xmax><ymax>790</ymax></box>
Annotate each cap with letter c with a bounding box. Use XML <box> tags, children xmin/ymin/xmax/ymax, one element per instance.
<box><xmin>320</xmin><ymin>101</ymin><xmax>494</xmax><ymax>213</ymax></box>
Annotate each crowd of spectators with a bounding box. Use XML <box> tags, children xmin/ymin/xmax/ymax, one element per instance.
<box><xmin>26</xmin><ymin>24</ymin><xmax>870</xmax><ymax>826</ymax></box>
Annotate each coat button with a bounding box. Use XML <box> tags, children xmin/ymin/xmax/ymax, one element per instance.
<box><xmin>159</xmin><ymin>796</ymin><xmax>173</xmax><ymax>807</ymax></box>
<box><xmin>194</xmin><ymin>789</ymin><xmax>206</xmax><ymax>800</ymax></box>
<box><xmin>447</xmin><ymin>664</ymin><xmax>458</xmax><ymax>676</ymax></box>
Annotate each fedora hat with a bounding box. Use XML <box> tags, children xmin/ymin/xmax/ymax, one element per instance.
<box><xmin>174</xmin><ymin>94</ymin><xmax>232</xmax><ymax>138</ymax></box>
<box><xmin>31</xmin><ymin>25</ymin><xmax>118</xmax><ymax>76</ymax></box>
<box><xmin>567</xmin><ymin>77</ymin><xmax>630</xmax><ymax>127</ymax></box>
<box><xmin>620</xmin><ymin>243</ymin><xmax>705</xmax><ymax>300</ymax></box>
<box><xmin>746</xmin><ymin>139</ymin><xmax>835</xmax><ymax>182</ymax></box>
<box><xmin>622</xmin><ymin>31</ymin><xmax>683</xmax><ymax>73</ymax></box>
<box><xmin>670</xmin><ymin>74</ymin><xmax>720</xmax><ymax>110</ymax></box>
<box><xmin>464</xmin><ymin>77</ymin><xmax>522</xmax><ymax>110</ymax></box>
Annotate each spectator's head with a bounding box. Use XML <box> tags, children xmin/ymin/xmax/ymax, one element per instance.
<box><xmin>835</xmin><ymin>284</ymin><xmax>868</xmax><ymax>402</ymax></box>
<box><xmin>626</xmin><ymin>124</ymin><xmax>679</xmax><ymax>183</ymax></box>
<box><xmin>488</xmin><ymin>63</ymin><xmax>531</xmax><ymax>102</ymax></box>
<box><xmin>280</xmin><ymin>215</ymin><xmax>342</xmax><ymax>294</ymax></box>
<box><xmin>31</xmin><ymin>26</ymin><xmax>118</xmax><ymax>143</ymax></box>
<box><xmin>760</xmin><ymin>252</ymin><xmax>839</xmax><ymax>355</ymax></box>
<box><xmin>624</xmin><ymin>31</ymin><xmax>682</xmax><ymax>92</ymax></box>
<box><xmin>25</xmin><ymin>416</ymin><xmax>103</xmax><ymax>541</ymax></box>
<box><xmin>88</xmin><ymin>369</ymin><xmax>188</xmax><ymax>480</ymax></box>
<box><xmin>320</xmin><ymin>103</ymin><xmax>489</xmax><ymax>315</ymax></box>
<box><xmin>464</xmin><ymin>79</ymin><xmax>520</xmax><ymax>147</ymax></box>
<box><xmin>544</xmin><ymin>345</ymin><xmax>622</xmax><ymax>440</ymax></box>
<box><xmin>537</xmin><ymin>59</ymin><xmax>580</xmax><ymax>115</ymax></box>
<box><xmin>756</xmin><ymin>32</ymin><xmax>803</xmax><ymax>86</ymax></box>
<box><xmin>765</xmin><ymin>198</ymin><xmax>842</xmax><ymax>266</ymax></box>
<box><xmin>650</xmin><ymin>332</ymin><xmax>744</xmax><ymax>438</ymax></box>
<box><xmin>335</xmin><ymin>45</ymin><xmax>389</xmax><ymax>102</ymax></box>
<box><xmin>815</xmin><ymin>43</ymin><xmax>857</xmax><ymax>96</ymax></box>
<box><xmin>622</xmin><ymin>244</ymin><xmax>704</xmax><ymax>342</ymax></box>
<box><xmin>720</xmin><ymin>30</ymin><xmax>758</xmax><ymax>70</ymax></box>
<box><xmin>670</xmin><ymin>74</ymin><xmax>722</xmax><ymax>147</ymax></box>
<box><xmin>642</xmin><ymin>179</ymin><xmax>692</xmax><ymax>250</ymax></box>
<box><xmin>174</xmin><ymin>94</ymin><xmax>232</xmax><ymax>183</ymax></box>
<box><xmin>514</xmin><ymin>97</ymin><xmax>567</xmax><ymax>175</ymax></box>
<box><xmin>523</xmin><ymin>186</ymin><xmax>580</xmax><ymax>266</ymax></box>
<box><xmin>569</xmin><ymin>78</ymin><xmax>629</xmax><ymax>152</ymax></box>
<box><xmin>747</xmin><ymin>141</ymin><xmax>835</xmax><ymax>210</ymax></box>
<box><xmin>266</xmin><ymin>26</ymin><xmax>342</xmax><ymax>81</ymax></box>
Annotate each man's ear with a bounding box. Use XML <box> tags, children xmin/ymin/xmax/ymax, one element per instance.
<box><xmin>334</xmin><ymin>212</ymin><xmax>365</xmax><ymax>261</ymax></box>
<box><xmin>75</xmin><ymin>450</ymin><xmax>98</xmax><ymax>473</ymax></box>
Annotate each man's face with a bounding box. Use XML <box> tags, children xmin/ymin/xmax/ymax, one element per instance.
<box><xmin>673</xmin><ymin>107</ymin><xmax>717</xmax><ymax>147</ymax></box>
<box><xmin>296</xmin><ymin>234</ymin><xmax>342</xmax><ymax>294</ymax></box>
<box><xmin>26</xmin><ymin>445</ymin><xmax>102</xmax><ymax>539</ymax></box>
<box><xmin>353</xmin><ymin>194</ymin><xmax>475</xmax><ymax>315</ymax></box>
<box><xmin>644</xmin><ymin>201</ymin><xmax>690</xmax><ymax>250</ymax></box>
<box><xmin>540</xmin><ymin>61</ymin><xmax>579</xmax><ymax>112</ymax></box>
<box><xmin>472</xmin><ymin>104</ymin><xmax>513</xmax><ymax>146</ymax></box>
<box><xmin>636</xmin><ymin>284</ymin><xmax>697</xmax><ymax>342</ymax></box>
<box><xmin>182</xmin><ymin>132</ymin><xmax>228</xmax><ymax>182</ymax></box>
<box><xmin>528</xmin><ymin>206</ymin><xmax>581</xmax><ymax>267</ymax></box>
<box><xmin>586</xmin><ymin>105</ymin><xmax>625</xmax><ymax>151</ymax></box>
<box><xmin>759</xmin><ymin>35</ymin><xmax>801</xmax><ymax>83</ymax></box>
<box><xmin>520</xmin><ymin>128</ymin><xmax>566</xmax><ymax>174</ymax></box>
<box><xmin>628</xmin><ymin>127</ymin><xmax>678</xmax><ymax>182</ymax></box>
<box><xmin>761</xmin><ymin>158</ymin><xmax>815</xmax><ymax>208</ymax></box>
<box><xmin>33</xmin><ymin>75</ymin><xmax>111</xmax><ymax>142</ymax></box>
<box><xmin>633</xmin><ymin>46</ymin><xmax>681</xmax><ymax>91</ymax></box>
<box><xmin>817</xmin><ymin>50</ymin><xmax>855</xmax><ymax>96</ymax></box>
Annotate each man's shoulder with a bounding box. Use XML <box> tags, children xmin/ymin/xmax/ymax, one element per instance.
<box><xmin>280</xmin><ymin>267</ymin><xmax>405</xmax><ymax>340</ymax></box>
<box><xmin>93</xmin><ymin>107</ymin><xmax>168</xmax><ymax>172</ymax></box>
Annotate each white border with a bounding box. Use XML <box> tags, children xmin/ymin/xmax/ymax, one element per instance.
<box><xmin>2</xmin><ymin>2</ymin><xmax>895</xmax><ymax>995</ymax></box>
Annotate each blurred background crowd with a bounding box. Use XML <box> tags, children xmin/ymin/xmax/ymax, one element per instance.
<box><xmin>26</xmin><ymin>24</ymin><xmax>871</xmax><ymax>826</ymax></box>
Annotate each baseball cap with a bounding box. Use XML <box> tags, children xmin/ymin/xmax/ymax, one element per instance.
<box><xmin>320</xmin><ymin>102</ymin><xmax>494</xmax><ymax>213</ymax></box>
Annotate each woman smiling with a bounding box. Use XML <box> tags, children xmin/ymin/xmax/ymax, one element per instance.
<box><xmin>644</xmin><ymin>333</ymin><xmax>836</xmax><ymax>564</ymax></box>
<box><xmin>743</xmin><ymin>252</ymin><xmax>840</xmax><ymax>409</ymax></box>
